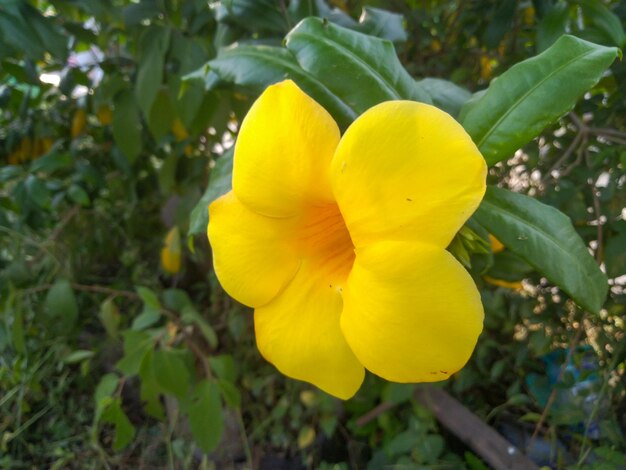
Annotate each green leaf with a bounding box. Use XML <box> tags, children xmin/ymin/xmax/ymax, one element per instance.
<box><xmin>285</xmin><ymin>18</ymin><xmax>431</xmax><ymax>115</ymax></box>
<box><xmin>94</xmin><ymin>373</ymin><xmax>119</xmax><ymax>423</ymax></box>
<box><xmin>482</xmin><ymin>0</ymin><xmax>517</xmax><ymax>48</ymax></box>
<box><xmin>188</xmin><ymin>148</ymin><xmax>233</xmax><ymax>236</ymax></box>
<box><xmin>183</xmin><ymin>379</ymin><xmax>223</xmax><ymax>453</ymax></box>
<box><xmin>25</xmin><ymin>174</ymin><xmax>51</xmax><ymax>209</ymax></box>
<box><xmin>163</xmin><ymin>289</ymin><xmax>218</xmax><ymax>348</ymax></box>
<box><xmin>474</xmin><ymin>186</ymin><xmax>608</xmax><ymax>313</ymax></box>
<box><xmin>579</xmin><ymin>0</ymin><xmax>626</xmax><ymax>48</ymax></box>
<box><xmin>63</xmin><ymin>349</ymin><xmax>95</xmax><ymax>364</ymax></box>
<box><xmin>288</xmin><ymin>0</ymin><xmax>357</xmax><ymax>28</ymax></box>
<box><xmin>605</xmin><ymin>231</ymin><xmax>626</xmax><ymax>278</ymax></box>
<box><xmin>116</xmin><ymin>330</ymin><xmax>153</xmax><ymax>376</ymax></box>
<box><xmin>136</xmin><ymin>286</ymin><xmax>161</xmax><ymax>310</ymax></box>
<box><xmin>415</xmin><ymin>78</ymin><xmax>472</xmax><ymax>116</ymax></box>
<box><xmin>460</xmin><ymin>35</ymin><xmax>619</xmax><ymax>166</ymax></box>
<box><xmin>99</xmin><ymin>298</ymin><xmax>120</xmax><ymax>338</ymax></box>
<box><xmin>101</xmin><ymin>398</ymin><xmax>136</xmax><ymax>451</ymax></box>
<box><xmin>30</xmin><ymin>151</ymin><xmax>71</xmax><ymax>173</ymax></box>
<box><xmin>215</xmin><ymin>0</ymin><xmax>287</xmax><ymax>33</ymax></box>
<box><xmin>131</xmin><ymin>308</ymin><xmax>161</xmax><ymax>330</ymax></box>
<box><xmin>152</xmin><ymin>349</ymin><xmax>191</xmax><ymax>399</ymax></box>
<box><xmin>206</xmin><ymin>45</ymin><xmax>356</xmax><ymax>129</ymax></box>
<box><xmin>536</xmin><ymin>1</ymin><xmax>570</xmax><ymax>52</ymax></box>
<box><xmin>67</xmin><ymin>184</ymin><xmax>90</xmax><ymax>206</ymax></box>
<box><xmin>138</xmin><ymin>349</ymin><xmax>165</xmax><ymax>420</ymax></box>
<box><xmin>112</xmin><ymin>90</ymin><xmax>142</xmax><ymax>163</ymax></box>
<box><xmin>357</xmin><ymin>7</ymin><xmax>408</xmax><ymax>43</ymax></box>
<box><xmin>135</xmin><ymin>26</ymin><xmax>171</xmax><ymax>118</ymax></box>
<box><xmin>44</xmin><ymin>279</ymin><xmax>78</xmax><ymax>329</ymax></box>
<box><xmin>147</xmin><ymin>89</ymin><xmax>175</xmax><ymax>141</ymax></box>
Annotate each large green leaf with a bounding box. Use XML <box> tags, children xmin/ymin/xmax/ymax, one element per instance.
<box><xmin>206</xmin><ymin>45</ymin><xmax>356</xmax><ymax>129</ymax></box>
<box><xmin>474</xmin><ymin>186</ymin><xmax>608</xmax><ymax>314</ymax></box>
<box><xmin>285</xmin><ymin>18</ymin><xmax>431</xmax><ymax>114</ymax></box>
<box><xmin>460</xmin><ymin>35</ymin><xmax>619</xmax><ymax>166</ymax></box>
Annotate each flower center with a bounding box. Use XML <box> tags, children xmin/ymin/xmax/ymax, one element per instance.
<box><xmin>295</xmin><ymin>203</ymin><xmax>355</xmax><ymax>286</ymax></box>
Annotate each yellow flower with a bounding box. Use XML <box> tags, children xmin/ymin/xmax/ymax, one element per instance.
<box><xmin>207</xmin><ymin>80</ymin><xmax>487</xmax><ymax>399</ymax></box>
<box><xmin>488</xmin><ymin>234</ymin><xmax>505</xmax><ymax>254</ymax></box>
<box><xmin>161</xmin><ymin>226</ymin><xmax>182</xmax><ymax>275</ymax></box>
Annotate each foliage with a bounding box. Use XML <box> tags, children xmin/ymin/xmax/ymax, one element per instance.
<box><xmin>1</xmin><ymin>0</ymin><xmax>625</xmax><ymax>468</ymax></box>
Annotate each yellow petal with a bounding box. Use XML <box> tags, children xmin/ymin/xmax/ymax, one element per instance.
<box><xmin>331</xmin><ymin>101</ymin><xmax>486</xmax><ymax>249</ymax></box>
<box><xmin>208</xmin><ymin>191</ymin><xmax>300</xmax><ymax>308</ymax></box>
<box><xmin>341</xmin><ymin>241</ymin><xmax>483</xmax><ymax>383</ymax></box>
<box><xmin>161</xmin><ymin>227</ymin><xmax>182</xmax><ymax>275</ymax></box>
<box><xmin>255</xmin><ymin>260</ymin><xmax>364</xmax><ymax>399</ymax></box>
<box><xmin>233</xmin><ymin>80</ymin><xmax>340</xmax><ymax>218</ymax></box>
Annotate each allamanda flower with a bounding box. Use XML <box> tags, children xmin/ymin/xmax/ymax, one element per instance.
<box><xmin>208</xmin><ymin>80</ymin><xmax>487</xmax><ymax>399</ymax></box>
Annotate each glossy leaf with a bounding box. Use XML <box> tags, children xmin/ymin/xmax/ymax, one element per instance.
<box><xmin>474</xmin><ymin>186</ymin><xmax>608</xmax><ymax>313</ymax></box>
<box><xmin>206</xmin><ymin>45</ymin><xmax>356</xmax><ymax>129</ymax></box>
<box><xmin>286</xmin><ymin>18</ymin><xmax>431</xmax><ymax>114</ymax></box>
<box><xmin>416</xmin><ymin>78</ymin><xmax>472</xmax><ymax>117</ymax></box>
<box><xmin>460</xmin><ymin>35</ymin><xmax>619</xmax><ymax>165</ymax></box>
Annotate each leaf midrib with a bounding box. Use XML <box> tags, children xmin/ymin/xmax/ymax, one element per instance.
<box><xmin>480</xmin><ymin>197</ymin><xmax>603</xmax><ymax>306</ymax></box>
<box><xmin>289</xmin><ymin>31</ymin><xmax>403</xmax><ymax>100</ymax></box>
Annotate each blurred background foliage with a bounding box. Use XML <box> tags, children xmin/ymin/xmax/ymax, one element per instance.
<box><xmin>0</xmin><ymin>0</ymin><xmax>625</xmax><ymax>469</ymax></box>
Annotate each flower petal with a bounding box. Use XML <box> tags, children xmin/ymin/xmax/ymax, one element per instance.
<box><xmin>341</xmin><ymin>241</ymin><xmax>483</xmax><ymax>383</ymax></box>
<box><xmin>208</xmin><ymin>191</ymin><xmax>300</xmax><ymax>308</ymax></box>
<box><xmin>233</xmin><ymin>80</ymin><xmax>341</xmax><ymax>218</ymax></box>
<box><xmin>331</xmin><ymin>101</ymin><xmax>486</xmax><ymax>248</ymax></box>
<box><xmin>254</xmin><ymin>260</ymin><xmax>365</xmax><ymax>399</ymax></box>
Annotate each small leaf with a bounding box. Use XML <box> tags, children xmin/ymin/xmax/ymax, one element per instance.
<box><xmin>44</xmin><ymin>279</ymin><xmax>78</xmax><ymax>329</ymax></box>
<box><xmin>188</xmin><ymin>148</ymin><xmax>233</xmax><ymax>236</ymax></box>
<box><xmin>135</xmin><ymin>26</ymin><xmax>170</xmax><ymax>118</ymax></box>
<box><xmin>67</xmin><ymin>184</ymin><xmax>90</xmax><ymax>206</ymax></box>
<box><xmin>112</xmin><ymin>90</ymin><xmax>142</xmax><ymax>163</ymax></box>
<box><xmin>116</xmin><ymin>330</ymin><xmax>153</xmax><ymax>376</ymax></box>
<box><xmin>184</xmin><ymin>379</ymin><xmax>223</xmax><ymax>453</ymax></box>
<box><xmin>64</xmin><ymin>349</ymin><xmax>94</xmax><ymax>364</ymax></box>
<box><xmin>25</xmin><ymin>174</ymin><xmax>51</xmax><ymax>209</ymax></box>
<box><xmin>474</xmin><ymin>186</ymin><xmax>608</xmax><ymax>313</ymax></box>
<box><xmin>131</xmin><ymin>308</ymin><xmax>161</xmax><ymax>330</ymax></box>
<box><xmin>152</xmin><ymin>349</ymin><xmax>190</xmax><ymax>399</ymax></box>
<box><xmin>99</xmin><ymin>298</ymin><xmax>120</xmax><ymax>338</ymax></box>
<box><xmin>298</xmin><ymin>426</ymin><xmax>316</xmax><ymax>449</ymax></box>
<box><xmin>94</xmin><ymin>373</ymin><xmax>119</xmax><ymax>422</ymax></box>
<box><xmin>136</xmin><ymin>286</ymin><xmax>161</xmax><ymax>310</ymax></box>
<box><xmin>460</xmin><ymin>35</ymin><xmax>619</xmax><ymax>165</ymax></box>
<box><xmin>101</xmin><ymin>398</ymin><xmax>136</xmax><ymax>451</ymax></box>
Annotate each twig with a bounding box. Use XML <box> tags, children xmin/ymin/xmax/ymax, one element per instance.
<box><xmin>355</xmin><ymin>401</ymin><xmax>395</xmax><ymax>427</ymax></box>
<box><xmin>527</xmin><ymin>316</ymin><xmax>586</xmax><ymax>446</ymax></box>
